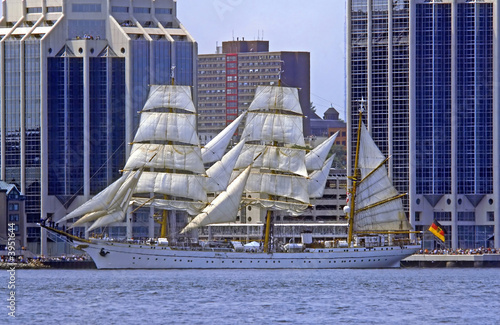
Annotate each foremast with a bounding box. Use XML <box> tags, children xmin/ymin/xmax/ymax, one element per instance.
<box><xmin>159</xmin><ymin>75</ymin><xmax>176</xmax><ymax>240</ymax></box>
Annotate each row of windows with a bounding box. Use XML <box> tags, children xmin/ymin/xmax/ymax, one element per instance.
<box><xmin>73</xmin><ymin>4</ymin><xmax>101</xmax><ymax>13</ymax></box>
<box><xmin>112</xmin><ymin>6</ymin><xmax>171</xmax><ymax>14</ymax></box>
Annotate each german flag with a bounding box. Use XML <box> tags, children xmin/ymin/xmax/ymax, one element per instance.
<box><xmin>429</xmin><ymin>220</ymin><xmax>446</xmax><ymax>242</ymax></box>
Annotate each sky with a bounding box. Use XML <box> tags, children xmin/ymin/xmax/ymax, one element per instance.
<box><xmin>0</xmin><ymin>1</ymin><xmax>347</xmax><ymax>118</ymax></box>
<box><xmin>177</xmin><ymin>0</ymin><xmax>347</xmax><ymax>119</ymax></box>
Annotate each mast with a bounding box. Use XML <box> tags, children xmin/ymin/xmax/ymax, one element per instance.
<box><xmin>160</xmin><ymin>69</ymin><xmax>176</xmax><ymax>239</ymax></box>
<box><xmin>347</xmin><ymin>100</ymin><xmax>365</xmax><ymax>247</ymax></box>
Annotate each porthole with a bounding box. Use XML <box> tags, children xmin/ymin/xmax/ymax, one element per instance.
<box><xmin>90</xmin><ymin>48</ymin><xmax>94</xmax><ymax>54</ymax></box>
<box><xmin>78</xmin><ymin>48</ymin><xmax>83</xmax><ymax>53</ymax></box>
<box><xmin>416</xmin><ymin>198</ymin><xmax>420</xmax><ymax>205</ymax></box>
<box><xmin>121</xmin><ymin>48</ymin><xmax>126</xmax><ymax>53</ymax></box>
<box><xmin>489</xmin><ymin>198</ymin><xmax>494</xmax><ymax>205</ymax></box>
<box><xmin>458</xmin><ymin>198</ymin><xmax>462</xmax><ymax>205</ymax></box>
<box><xmin>48</xmin><ymin>48</ymin><xmax>52</xmax><ymax>54</ymax></box>
<box><xmin>447</xmin><ymin>198</ymin><xmax>451</xmax><ymax>205</ymax></box>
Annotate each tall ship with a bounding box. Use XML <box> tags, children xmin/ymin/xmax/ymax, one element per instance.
<box><xmin>43</xmin><ymin>84</ymin><xmax>420</xmax><ymax>269</ymax></box>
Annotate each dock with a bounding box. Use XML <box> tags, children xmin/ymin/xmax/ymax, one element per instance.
<box><xmin>402</xmin><ymin>254</ymin><xmax>500</xmax><ymax>268</ymax></box>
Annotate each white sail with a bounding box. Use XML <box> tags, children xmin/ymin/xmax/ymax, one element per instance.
<box><xmin>234</xmin><ymin>144</ymin><xmax>308</xmax><ymax>177</ymax></box>
<box><xmin>69</xmin><ymin>210</ymin><xmax>108</xmax><ymax>229</ymax></box>
<box><xmin>131</xmin><ymin>198</ymin><xmax>205</xmax><ymax>216</ymax></box>
<box><xmin>308</xmin><ymin>155</ymin><xmax>335</xmax><ymax>198</ymax></box>
<box><xmin>87</xmin><ymin>211</ymin><xmax>124</xmax><ymax>232</ymax></box>
<box><xmin>86</xmin><ymin>169</ymin><xmax>143</xmax><ymax>231</ymax></box>
<box><xmin>248</xmin><ymin>86</ymin><xmax>302</xmax><ymax>114</ymax></box>
<box><xmin>134</xmin><ymin>171</ymin><xmax>207</xmax><ymax>202</ymax></box>
<box><xmin>242</xmin><ymin>197</ymin><xmax>309</xmax><ymax>216</ymax></box>
<box><xmin>59</xmin><ymin>172</ymin><xmax>130</xmax><ymax>223</ymax></box>
<box><xmin>241</xmin><ymin>112</ymin><xmax>305</xmax><ymax>146</ymax></box>
<box><xmin>133</xmin><ymin>112</ymin><xmax>198</xmax><ymax>145</ymax></box>
<box><xmin>245</xmin><ymin>171</ymin><xmax>310</xmax><ymax>204</ymax></box>
<box><xmin>305</xmin><ymin>132</ymin><xmax>338</xmax><ymax>171</ymax></box>
<box><xmin>354</xmin><ymin>198</ymin><xmax>410</xmax><ymax>231</ymax></box>
<box><xmin>353</xmin><ymin>123</ymin><xmax>411</xmax><ymax>231</ymax></box>
<box><xmin>181</xmin><ymin>166</ymin><xmax>252</xmax><ymax>233</ymax></box>
<box><xmin>202</xmin><ymin>113</ymin><xmax>246</xmax><ymax>164</ymax></box>
<box><xmin>205</xmin><ymin>140</ymin><xmax>245</xmax><ymax>192</ymax></box>
<box><xmin>69</xmin><ymin>169</ymin><xmax>142</xmax><ymax>230</ymax></box>
<box><xmin>125</xmin><ymin>143</ymin><xmax>205</xmax><ymax>173</ymax></box>
<box><xmin>142</xmin><ymin>85</ymin><xmax>196</xmax><ymax>113</ymax></box>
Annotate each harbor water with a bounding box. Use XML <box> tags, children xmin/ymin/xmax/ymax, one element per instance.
<box><xmin>3</xmin><ymin>268</ymin><xmax>499</xmax><ymax>324</ymax></box>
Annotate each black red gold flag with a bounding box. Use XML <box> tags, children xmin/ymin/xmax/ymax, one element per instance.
<box><xmin>429</xmin><ymin>220</ymin><xmax>446</xmax><ymax>242</ymax></box>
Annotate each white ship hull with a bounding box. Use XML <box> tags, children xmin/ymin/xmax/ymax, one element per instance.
<box><xmin>75</xmin><ymin>240</ymin><xmax>420</xmax><ymax>269</ymax></box>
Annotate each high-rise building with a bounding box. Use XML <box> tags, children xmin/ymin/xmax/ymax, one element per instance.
<box><xmin>347</xmin><ymin>0</ymin><xmax>499</xmax><ymax>249</ymax></box>
<box><xmin>0</xmin><ymin>0</ymin><xmax>196</xmax><ymax>253</ymax></box>
<box><xmin>197</xmin><ymin>40</ymin><xmax>311</xmax><ymax>143</ymax></box>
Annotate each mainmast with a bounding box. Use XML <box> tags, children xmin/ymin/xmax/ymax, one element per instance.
<box><xmin>347</xmin><ymin>99</ymin><xmax>365</xmax><ymax>247</ymax></box>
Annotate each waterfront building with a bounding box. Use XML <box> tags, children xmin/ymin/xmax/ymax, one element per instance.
<box><xmin>197</xmin><ymin>40</ymin><xmax>311</xmax><ymax>143</ymax></box>
<box><xmin>0</xmin><ymin>0</ymin><xmax>196</xmax><ymax>254</ymax></box>
<box><xmin>309</xmin><ymin>106</ymin><xmax>347</xmax><ymax>148</ymax></box>
<box><xmin>347</xmin><ymin>0</ymin><xmax>498</xmax><ymax>249</ymax></box>
<box><xmin>0</xmin><ymin>181</ymin><xmax>26</xmax><ymax>249</ymax></box>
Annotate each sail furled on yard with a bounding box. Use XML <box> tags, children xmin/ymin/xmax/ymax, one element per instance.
<box><xmin>353</xmin><ymin>124</ymin><xmax>412</xmax><ymax>231</ymax></box>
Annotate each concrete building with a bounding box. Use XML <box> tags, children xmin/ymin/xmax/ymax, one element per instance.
<box><xmin>347</xmin><ymin>0</ymin><xmax>498</xmax><ymax>249</ymax></box>
<box><xmin>197</xmin><ymin>40</ymin><xmax>311</xmax><ymax>143</ymax></box>
<box><xmin>0</xmin><ymin>0</ymin><xmax>196</xmax><ymax>254</ymax></box>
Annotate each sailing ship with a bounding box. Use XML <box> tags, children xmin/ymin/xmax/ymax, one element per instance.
<box><xmin>43</xmin><ymin>84</ymin><xmax>420</xmax><ymax>269</ymax></box>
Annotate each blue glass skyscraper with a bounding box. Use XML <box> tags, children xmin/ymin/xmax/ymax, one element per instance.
<box><xmin>347</xmin><ymin>0</ymin><xmax>499</xmax><ymax>249</ymax></box>
<box><xmin>0</xmin><ymin>0</ymin><xmax>196</xmax><ymax>254</ymax></box>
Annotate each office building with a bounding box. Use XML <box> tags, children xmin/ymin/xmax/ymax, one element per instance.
<box><xmin>347</xmin><ymin>0</ymin><xmax>498</xmax><ymax>249</ymax></box>
<box><xmin>0</xmin><ymin>0</ymin><xmax>196</xmax><ymax>254</ymax></box>
<box><xmin>197</xmin><ymin>40</ymin><xmax>311</xmax><ymax>143</ymax></box>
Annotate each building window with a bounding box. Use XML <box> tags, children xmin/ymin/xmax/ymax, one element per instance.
<box><xmin>47</xmin><ymin>6</ymin><xmax>62</xmax><ymax>13</ymax></box>
<box><xmin>133</xmin><ymin>7</ymin><xmax>151</xmax><ymax>14</ymax></box>
<box><xmin>27</xmin><ymin>227</ymin><xmax>41</xmax><ymax>239</ymax></box>
<box><xmin>27</xmin><ymin>213</ymin><xmax>40</xmax><ymax>223</ymax></box>
<box><xmin>434</xmin><ymin>211</ymin><xmax>451</xmax><ymax>222</ymax></box>
<box><xmin>13</xmin><ymin>225</ymin><xmax>19</xmax><ymax>233</ymax></box>
<box><xmin>8</xmin><ymin>203</ymin><xmax>19</xmax><ymax>211</ymax></box>
<box><xmin>27</xmin><ymin>7</ymin><xmax>43</xmax><ymax>14</ymax></box>
<box><xmin>111</xmin><ymin>6</ymin><xmax>129</xmax><ymax>13</ymax></box>
<box><xmin>414</xmin><ymin>212</ymin><xmax>421</xmax><ymax>222</ymax></box>
<box><xmin>487</xmin><ymin>212</ymin><xmax>494</xmax><ymax>222</ymax></box>
<box><xmin>458</xmin><ymin>211</ymin><xmax>475</xmax><ymax>222</ymax></box>
<box><xmin>72</xmin><ymin>4</ymin><xmax>101</xmax><ymax>13</ymax></box>
<box><xmin>156</xmin><ymin>8</ymin><xmax>172</xmax><ymax>14</ymax></box>
<box><xmin>9</xmin><ymin>214</ymin><xmax>19</xmax><ymax>222</ymax></box>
